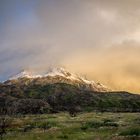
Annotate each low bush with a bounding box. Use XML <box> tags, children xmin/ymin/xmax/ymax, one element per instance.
<box><xmin>23</xmin><ymin>125</ymin><xmax>35</xmax><ymax>132</ymax></box>
<box><xmin>119</xmin><ymin>127</ymin><xmax>140</xmax><ymax>136</ymax></box>
<box><xmin>133</xmin><ymin>117</ymin><xmax>140</xmax><ymax>125</ymax></box>
<box><xmin>24</xmin><ymin>121</ymin><xmax>57</xmax><ymax>132</ymax></box>
<box><xmin>81</xmin><ymin>121</ymin><xmax>103</xmax><ymax>130</ymax></box>
<box><xmin>38</xmin><ymin>121</ymin><xmax>56</xmax><ymax>131</ymax></box>
<box><xmin>81</xmin><ymin>119</ymin><xmax>118</xmax><ymax>130</ymax></box>
<box><xmin>57</xmin><ymin>134</ymin><xmax>69</xmax><ymax>139</ymax></box>
<box><xmin>103</xmin><ymin>119</ymin><xmax>118</xmax><ymax>127</ymax></box>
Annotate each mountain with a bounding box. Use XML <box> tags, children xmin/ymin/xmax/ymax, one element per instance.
<box><xmin>0</xmin><ymin>67</ymin><xmax>140</xmax><ymax>115</ymax></box>
<box><xmin>5</xmin><ymin>67</ymin><xmax>110</xmax><ymax>92</ymax></box>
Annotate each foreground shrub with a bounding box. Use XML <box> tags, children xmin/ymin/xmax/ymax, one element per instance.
<box><xmin>23</xmin><ymin>125</ymin><xmax>35</xmax><ymax>132</ymax></box>
<box><xmin>81</xmin><ymin>121</ymin><xmax>103</xmax><ymax>130</ymax></box>
<box><xmin>81</xmin><ymin>120</ymin><xmax>118</xmax><ymax>130</ymax></box>
<box><xmin>12</xmin><ymin>99</ymin><xmax>51</xmax><ymax>114</ymax></box>
<box><xmin>103</xmin><ymin>119</ymin><xmax>119</xmax><ymax>127</ymax></box>
<box><xmin>25</xmin><ymin>121</ymin><xmax>57</xmax><ymax>132</ymax></box>
<box><xmin>38</xmin><ymin>121</ymin><xmax>56</xmax><ymax>131</ymax></box>
<box><xmin>133</xmin><ymin>117</ymin><xmax>140</xmax><ymax>125</ymax></box>
<box><xmin>119</xmin><ymin>127</ymin><xmax>140</xmax><ymax>136</ymax></box>
<box><xmin>57</xmin><ymin>134</ymin><xmax>69</xmax><ymax>139</ymax></box>
<box><xmin>0</xmin><ymin>116</ymin><xmax>13</xmax><ymax>140</ymax></box>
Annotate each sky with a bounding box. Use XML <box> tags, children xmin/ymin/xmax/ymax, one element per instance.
<box><xmin>0</xmin><ymin>0</ymin><xmax>140</xmax><ymax>93</ymax></box>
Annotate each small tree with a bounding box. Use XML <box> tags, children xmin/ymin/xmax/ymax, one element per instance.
<box><xmin>0</xmin><ymin>95</ymin><xmax>14</xmax><ymax>140</ymax></box>
<box><xmin>0</xmin><ymin>116</ymin><xmax>12</xmax><ymax>140</ymax></box>
<box><xmin>39</xmin><ymin>122</ymin><xmax>52</xmax><ymax>132</ymax></box>
<box><xmin>68</xmin><ymin>106</ymin><xmax>81</xmax><ymax>117</ymax></box>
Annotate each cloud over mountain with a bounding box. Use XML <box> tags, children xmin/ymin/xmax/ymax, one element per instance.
<box><xmin>0</xmin><ymin>0</ymin><xmax>140</xmax><ymax>93</ymax></box>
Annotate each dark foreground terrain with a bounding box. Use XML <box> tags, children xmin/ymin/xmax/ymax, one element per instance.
<box><xmin>1</xmin><ymin>112</ymin><xmax>140</xmax><ymax>140</ymax></box>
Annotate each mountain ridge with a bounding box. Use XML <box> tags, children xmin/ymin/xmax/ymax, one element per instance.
<box><xmin>4</xmin><ymin>67</ymin><xmax>110</xmax><ymax>92</ymax></box>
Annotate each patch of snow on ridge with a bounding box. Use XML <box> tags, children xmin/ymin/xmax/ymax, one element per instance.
<box><xmin>9</xmin><ymin>70</ymin><xmax>42</xmax><ymax>80</ymax></box>
<box><xmin>45</xmin><ymin>67</ymin><xmax>66</xmax><ymax>77</ymax></box>
<box><xmin>44</xmin><ymin>67</ymin><xmax>81</xmax><ymax>81</ymax></box>
<box><xmin>80</xmin><ymin>77</ymin><xmax>96</xmax><ymax>84</ymax></box>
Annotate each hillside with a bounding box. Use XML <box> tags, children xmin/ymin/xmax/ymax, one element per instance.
<box><xmin>0</xmin><ymin>82</ymin><xmax>140</xmax><ymax>115</ymax></box>
<box><xmin>0</xmin><ymin>68</ymin><xmax>140</xmax><ymax>115</ymax></box>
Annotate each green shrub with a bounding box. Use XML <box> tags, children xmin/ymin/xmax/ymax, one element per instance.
<box><xmin>119</xmin><ymin>127</ymin><xmax>140</xmax><ymax>136</ymax></box>
<box><xmin>81</xmin><ymin>125</ymin><xmax>89</xmax><ymax>130</ymax></box>
<box><xmin>25</xmin><ymin>121</ymin><xmax>57</xmax><ymax>132</ymax></box>
<box><xmin>104</xmin><ymin>122</ymin><xmax>118</xmax><ymax>127</ymax></box>
<box><xmin>133</xmin><ymin>117</ymin><xmax>140</xmax><ymax>124</ymax></box>
<box><xmin>23</xmin><ymin>125</ymin><xmax>35</xmax><ymax>132</ymax></box>
<box><xmin>103</xmin><ymin>119</ymin><xmax>118</xmax><ymax>127</ymax></box>
<box><xmin>81</xmin><ymin>121</ymin><xmax>103</xmax><ymax>130</ymax></box>
<box><xmin>81</xmin><ymin>119</ymin><xmax>118</xmax><ymax>130</ymax></box>
<box><xmin>38</xmin><ymin>121</ymin><xmax>57</xmax><ymax>131</ymax></box>
<box><xmin>39</xmin><ymin>122</ymin><xmax>51</xmax><ymax>131</ymax></box>
<box><xmin>57</xmin><ymin>134</ymin><xmax>69</xmax><ymax>139</ymax></box>
<box><xmin>103</xmin><ymin>119</ymin><xmax>114</xmax><ymax>123</ymax></box>
<box><xmin>84</xmin><ymin>107</ymin><xmax>93</xmax><ymax>112</ymax></box>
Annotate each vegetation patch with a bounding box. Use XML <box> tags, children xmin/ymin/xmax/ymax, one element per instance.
<box><xmin>81</xmin><ymin>119</ymin><xmax>118</xmax><ymax>130</ymax></box>
<box><xmin>1</xmin><ymin>113</ymin><xmax>140</xmax><ymax>140</ymax></box>
<box><xmin>119</xmin><ymin>127</ymin><xmax>140</xmax><ymax>136</ymax></box>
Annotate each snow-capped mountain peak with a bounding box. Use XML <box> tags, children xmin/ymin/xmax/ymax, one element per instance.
<box><xmin>8</xmin><ymin>67</ymin><xmax>110</xmax><ymax>92</ymax></box>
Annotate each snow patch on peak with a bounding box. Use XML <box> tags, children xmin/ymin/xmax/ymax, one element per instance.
<box><xmin>44</xmin><ymin>67</ymin><xmax>98</xmax><ymax>85</ymax></box>
<box><xmin>9</xmin><ymin>67</ymin><xmax>74</xmax><ymax>80</ymax></box>
<box><xmin>9</xmin><ymin>70</ymin><xmax>42</xmax><ymax>80</ymax></box>
<box><xmin>45</xmin><ymin>67</ymin><xmax>69</xmax><ymax>77</ymax></box>
<box><xmin>80</xmin><ymin>77</ymin><xmax>96</xmax><ymax>85</ymax></box>
<box><xmin>44</xmin><ymin>67</ymin><xmax>81</xmax><ymax>81</ymax></box>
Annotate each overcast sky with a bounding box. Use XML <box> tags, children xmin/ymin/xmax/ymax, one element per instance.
<box><xmin>0</xmin><ymin>0</ymin><xmax>140</xmax><ymax>93</ymax></box>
